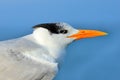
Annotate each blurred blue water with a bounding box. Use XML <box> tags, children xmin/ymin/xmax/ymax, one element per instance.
<box><xmin>0</xmin><ymin>0</ymin><xmax>120</xmax><ymax>80</ymax></box>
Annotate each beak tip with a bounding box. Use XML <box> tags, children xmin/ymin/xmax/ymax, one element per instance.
<box><xmin>103</xmin><ymin>32</ymin><xmax>108</xmax><ymax>36</ymax></box>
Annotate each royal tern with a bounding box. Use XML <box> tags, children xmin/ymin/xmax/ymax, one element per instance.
<box><xmin>0</xmin><ymin>22</ymin><xmax>107</xmax><ymax>80</ymax></box>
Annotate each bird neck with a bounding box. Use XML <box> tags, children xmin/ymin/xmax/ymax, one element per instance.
<box><xmin>32</xmin><ymin>31</ymin><xmax>66</xmax><ymax>60</ymax></box>
<box><xmin>46</xmin><ymin>43</ymin><xmax>66</xmax><ymax>59</ymax></box>
<box><xmin>39</xmin><ymin>40</ymin><xmax>66</xmax><ymax>60</ymax></box>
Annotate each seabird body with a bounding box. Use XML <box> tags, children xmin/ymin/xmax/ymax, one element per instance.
<box><xmin>0</xmin><ymin>22</ymin><xmax>107</xmax><ymax>80</ymax></box>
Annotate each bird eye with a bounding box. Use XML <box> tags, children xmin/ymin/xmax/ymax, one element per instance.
<box><xmin>59</xmin><ymin>30</ymin><xmax>68</xmax><ymax>34</ymax></box>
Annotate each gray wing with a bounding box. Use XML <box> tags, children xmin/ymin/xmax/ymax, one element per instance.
<box><xmin>35</xmin><ymin>72</ymin><xmax>56</xmax><ymax>80</ymax></box>
<box><xmin>0</xmin><ymin>36</ymin><xmax>58</xmax><ymax>80</ymax></box>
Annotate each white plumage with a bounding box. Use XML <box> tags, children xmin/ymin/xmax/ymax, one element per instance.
<box><xmin>0</xmin><ymin>22</ymin><xmax>106</xmax><ymax>80</ymax></box>
<box><xmin>0</xmin><ymin>35</ymin><xmax>57</xmax><ymax>80</ymax></box>
<box><xmin>0</xmin><ymin>23</ymin><xmax>77</xmax><ymax>80</ymax></box>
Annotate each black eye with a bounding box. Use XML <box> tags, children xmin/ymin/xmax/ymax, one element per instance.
<box><xmin>59</xmin><ymin>30</ymin><xmax>68</xmax><ymax>34</ymax></box>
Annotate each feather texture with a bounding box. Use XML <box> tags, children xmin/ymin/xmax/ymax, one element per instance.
<box><xmin>0</xmin><ymin>35</ymin><xmax>58</xmax><ymax>80</ymax></box>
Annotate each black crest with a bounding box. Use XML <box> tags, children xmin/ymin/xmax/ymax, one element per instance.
<box><xmin>33</xmin><ymin>23</ymin><xmax>62</xmax><ymax>34</ymax></box>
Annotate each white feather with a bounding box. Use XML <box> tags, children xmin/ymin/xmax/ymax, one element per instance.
<box><xmin>0</xmin><ymin>23</ymin><xmax>78</xmax><ymax>80</ymax></box>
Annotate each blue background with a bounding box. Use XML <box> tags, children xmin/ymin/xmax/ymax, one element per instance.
<box><xmin>0</xmin><ymin>0</ymin><xmax>120</xmax><ymax>80</ymax></box>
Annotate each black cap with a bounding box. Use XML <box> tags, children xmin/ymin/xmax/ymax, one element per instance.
<box><xmin>33</xmin><ymin>23</ymin><xmax>63</xmax><ymax>34</ymax></box>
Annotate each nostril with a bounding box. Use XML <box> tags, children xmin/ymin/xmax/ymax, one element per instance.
<box><xmin>81</xmin><ymin>31</ymin><xmax>86</xmax><ymax>33</ymax></box>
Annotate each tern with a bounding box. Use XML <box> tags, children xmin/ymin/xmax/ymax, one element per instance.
<box><xmin>0</xmin><ymin>22</ymin><xmax>107</xmax><ymax>80</ymax></box>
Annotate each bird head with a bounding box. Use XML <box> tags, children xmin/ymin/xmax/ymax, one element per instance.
<box><xmin>32</xmin><ymin>22</ymin><xmax>107</xmax><ymax>58</ymax></box>
<box><xmin>33</xmin><ymin>22</ymin><xmax>107</xmax><ymax>47</ymax></box>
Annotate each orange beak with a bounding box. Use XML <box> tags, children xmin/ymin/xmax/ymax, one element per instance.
<box><xmin>68</xmin><ymin>30</ymin><xmax>107</xmax><ymax>40</ymax></box>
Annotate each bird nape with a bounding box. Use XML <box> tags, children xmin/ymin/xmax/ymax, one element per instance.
<box><xmin>0</xmin><ymin>22</ymin><xmax>107</xmax><ymax>80</ymax></box>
